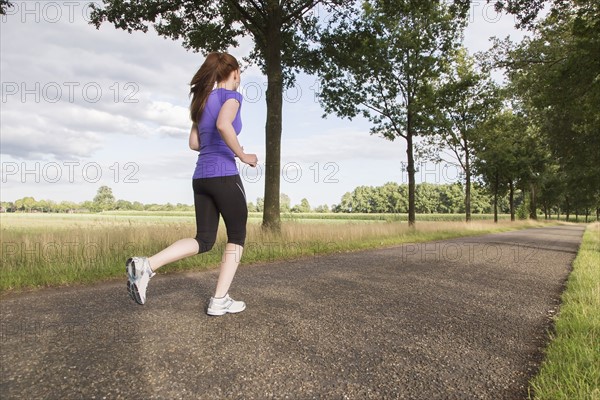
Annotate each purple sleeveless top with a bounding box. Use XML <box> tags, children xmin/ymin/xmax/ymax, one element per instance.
<box><xmin>193</xmin><ymin>88</ymin><xmax>243</xmax><ymax>179</ymax></box>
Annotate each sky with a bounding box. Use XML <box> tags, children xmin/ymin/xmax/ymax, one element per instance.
<box><xmin>0</xmin><ymin>1</ymin><xmax>527</xmax><ymax>208</ymax></box>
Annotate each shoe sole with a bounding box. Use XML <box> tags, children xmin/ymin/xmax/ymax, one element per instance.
<box><xmin>206</xmin><ymin>304</ymin><xmax>246</xmax><ymax>316</ymax></box>
<box><xmin>126</xmin><ymin>258</ymin><xmax>135</xmax><ymax>301</ymax></box>
<box><xmin>131</xmin><ymin>282</ymin><xmax>145</xmax><ymax>305</ymax></box>
<box><xmin>126</xmin><ymin>258</ymin><xmax>144</xmax><ymax>305</ymax></box>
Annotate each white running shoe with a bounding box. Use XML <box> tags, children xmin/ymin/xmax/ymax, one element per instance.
<box><xmin>126</xmin><ymin>257</ymin><xmax>155</xmax><ymax>305</ymax></box>
<box><xmin>206</xmin><ymin>294</ymin><xmax>246</xmax><ymax>316</ymax></box>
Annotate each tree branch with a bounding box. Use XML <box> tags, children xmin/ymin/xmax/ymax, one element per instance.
<box><xmin>247</xmin><ymin>0</ymin><xmax>267</xmax><ymax>18</ymax></box>
<box><xmin>225</xmin><ymin>0</ymin><xmax>266</xmax><ymax>38</ymax></box>
<box><xmin>375</xmin><ymin>75</ymin><xmax>406</xmax><ymax>139</ymax></box>
<box><xmin>282</xmin><ymin>0</ymin><xmax>318</xmax><ymax>26</ymax></box>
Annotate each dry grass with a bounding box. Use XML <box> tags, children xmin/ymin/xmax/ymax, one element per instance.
<box><xmin>1</xmin><ymin>213</ymin><xmax>551</xmax><ymax>293</ymax></box>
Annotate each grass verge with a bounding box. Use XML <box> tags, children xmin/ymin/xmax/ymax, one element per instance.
<box><xmin>1</xmin><ymin>213</ymin><xmax>551</xmax><ymax>293</ymax></box>
<box><xmin>528</xmin><ymin>222</ymin><xmax>600</xmax><ymax>400</ymax></box>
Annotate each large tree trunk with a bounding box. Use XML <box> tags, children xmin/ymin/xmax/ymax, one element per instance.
<box><xmin>585</xmin><ymin>209</ymin><xmax>589</xmax><ymax>223</ymax></box>
<box><xmin>509</xmin><ymin>180</ymin><xmax>515</xmax><ymax>221</ymax></box>
<box><xmin>262</xmin><ymin>9</ymin><xmax>283</xmax><ymax>232</ymax></box>
<box><xmin>529</xmin><ymin>183</ymin><xmax>537</xmax><ymax>220</ymax></box>
<box><xmin>493</xmin><ymin>171</ymin><xmax>498</xmax><ymax>223</ymax></box>
<box><xmin>406</xmin><ymin>110</ymin><xmax>416</xmax><ymax>227</ymax></box>
<box><xmin>464</xmin><ymin>137</ymin><xmax>471</xmax><ymax>222</ymax></box>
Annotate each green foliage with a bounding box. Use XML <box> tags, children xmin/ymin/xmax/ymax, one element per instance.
<box><xmin>315</xmin><ymin>0</ymin><xmax>468</xmax><ymax>225</ymax></box>
<box><xmin>291</xmin><ymin>198</ymin><xmax>311</xmax><ymax>213</ymax></box>
<box><xmin>317</xmin><ymin>0</ymin><xmax>466</xmax><ymax>137</ymax></box>
<box><xmin>280</xmin><ymin>193</ymin><xmax>291</xmax><ymax>213</ymax></box>
<box><xmin>492</xmin><ymin>0</ymin><xmax>600</xmax><ymax>219</ymax></box>
<box><xmin>335</xmin><ymin>182</ymin><xmax>498</xmax><ymax>214</ymax></box>
<box><xmin>517</xmin><ymin>195</ymin><xmax>530</xmax><ymax>220</ymax></box>
<box><xmin>494</xmin><ymin>0</ymin><xmax>575</xmax><ymax>29</ymax></box>
<box><xmin>255</xmin><ymin>197</ymin><xmax>264</xmax><ymax>213</ymax></box>
<box><xmin>421</xmin><ymin>47</ymin><xmax>502</xmax><ymax>220</ymax></box>
<box><xmin>92</xmin><ymin>185</ymin><xmax>116</xmax><ymax>212</ymax></box>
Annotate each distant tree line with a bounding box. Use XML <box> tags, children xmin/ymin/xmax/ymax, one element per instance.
<box><xmin>1</xmin><ymin>186</ymin><xmax>193</xmax><ymax>214</ymax></box>
<box><xmin>331</xmin><ymin>182</ymin><xmax>503</xmax><ymax>215</ymax></box>
<box><xmin>4</xmin><ymin>182</ymin><xmax>595</xmax><ymax>221</ymax></box>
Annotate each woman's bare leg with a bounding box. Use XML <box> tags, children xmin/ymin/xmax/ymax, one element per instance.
<box><xmin>147</xmin><ymin>238</ymin><xmax>199</xmax><ymax>271</ymax></box>
<box><xmin>214</xmin><ymin>243</ymin><xmax>244</xmax><ymax>298</ymax></box>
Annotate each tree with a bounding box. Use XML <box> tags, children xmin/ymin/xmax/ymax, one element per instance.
<box><xmin>255</xmin><ymin>197</ymin><xmax>264</xmax><ymax>213</ymax></box>
<box><xmin>423</xmin><ymin>48</ymin><xmax>501</xmax><ymax>222</ymax></box>
<box><xmin>438</xmin><ymin>183</ymin><xmax>464</xmax><ymax>213</ymax></box>
<box><xmin>280</xmin><ymin>193</ymin><xmax>291</xmax><ymax>213</ymax></box>
<box><xmin>93</xmin><ymin>186</ymin><xmax>116</xmax><ymax>212</ymax></box>
<box><xmin>415</xmin><ymin>183</ymin><xmax>439</xmax><ymax>214</ymax></box>
<box><xmin>493</xmin><ymin>0</ymin><xmax>574</xmax><ymax>28</ymax></box>
<box><xmin>380</xmin><ymin>182</ymin><xmax>406</xmax><ymax>213</ymax></box>
<box><xmin>470</xmin><ymin>184</ymin><xmax>493</xmax><ymax>214</ymax></box>
<box><xmin>0</xmin><ymin>201</ymin><xmax>15</xmax><ymax>212</ymax></box>
<box><xmin>473</xmin><ymin>109</ymin><xmax>533</xmax><ymax>222</ymax></box>
<box><xmin>115</xmin><ymin>199</ymin><xmax>133</xmax><ymax>210</ymax></box>
<box><xmin>316</xmin><ymin>0</ymin><xmax>468</xmax><ymax>226</ymax></box>
<box><xmin>16</xmin><ymin>197</ymin><xmax>37</xmax><ymax>212</ymax></box>
<box><xmin>296</xmin><ymin>198</ymin><xmax>311</xmax><ymax>213</ymax></box>
<box><xmin>59</xmin><ymin>201</ymin><xmax>79</xmax><ymax>213</ymax></box>
<box><xmin>537</xmin><ymin>165</ymin><xmax>566</xmax><ymax>219</ymax></box>
<box><xmin>492</xmin><ymin>0</ymin><xmax>600</xmax><ymax>220</ymax></box>
<box><xmin>90</xmin><ymin>0</ymin><xmax>350</xmax><ymax>232</ymax></box>
<box><xmin>314</xmin><ymin>204</ymin><xmax>330</xmax><ymax>213</ymax></box>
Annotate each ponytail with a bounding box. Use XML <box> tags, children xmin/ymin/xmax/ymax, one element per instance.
<box><xmin>189</xmin><ymin>52</ymin><xmax>240</xmax><ymax>123</ymax></box>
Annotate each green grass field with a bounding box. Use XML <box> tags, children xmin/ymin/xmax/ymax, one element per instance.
<box><xmin>528</xmin><ymin>222</ymin><xmax>600</xmax><ymax>400</ymax></box>
<box><xmin>1</xmin><ymin>211</ymin><xmax>549</xmax><ymax>293</ymax></box>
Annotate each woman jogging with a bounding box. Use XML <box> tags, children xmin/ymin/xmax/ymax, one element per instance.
<box><xmin>126</xmin><ymin>52</ymin><xmax>257</xmax><ymax>316</ymax></box>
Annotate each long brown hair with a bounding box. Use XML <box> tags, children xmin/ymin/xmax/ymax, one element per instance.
<box><xmin>189</xmin><ymin>52</ymin><xmax>240</xmax><ymax>123</ymax></box>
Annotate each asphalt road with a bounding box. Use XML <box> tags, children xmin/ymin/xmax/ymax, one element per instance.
<box><xmin>0</xmin><ymin>224</ymin><xmax>586</xmax><ymax>399</ymax></box>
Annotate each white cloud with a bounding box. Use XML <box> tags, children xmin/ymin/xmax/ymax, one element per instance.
<box><xmin>282</xmin><ymin>127</ymin><xmax>402</xmax><ymax>164</ymax></box>
<box><xmin>0</xmin><ymin>109</ymin><xmax>105</xmax><ymax>159</ymax></box>
<box><xmin>143</xmin><ymin>101</ymin><xmax>189</xmax><ymax>130</ymax></box>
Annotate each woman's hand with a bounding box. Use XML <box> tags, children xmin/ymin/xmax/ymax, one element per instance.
<box><xmin>240</xmin><ymin>152</ymin><xmax>258</xmax><ymax>167</ymax></box>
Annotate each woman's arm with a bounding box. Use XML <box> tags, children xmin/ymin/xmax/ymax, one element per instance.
<box><xmin>216</xmin><ymin>99</ymin><xmax>257</xmax><ymax>166</ymax></box>
<box><xmin>189</xmin><ymin>123</ymin><xmax>200</xmax><ymax>151</ymax></box>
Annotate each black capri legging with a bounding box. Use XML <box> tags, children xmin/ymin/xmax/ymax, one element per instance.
<box><xmin>192</xmin><ymin>174</ymin><xmax>247</xmax><ymax>253</ymax></box>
